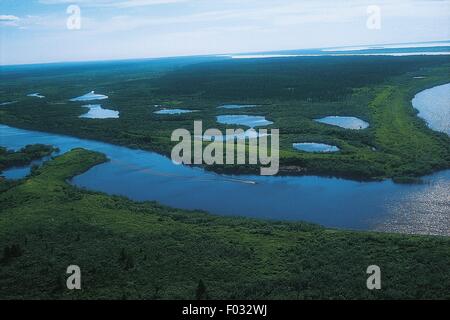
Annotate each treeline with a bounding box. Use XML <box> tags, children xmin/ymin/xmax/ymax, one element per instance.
<box><xmin>155</xmin><ymin>56</ymin><xmax>450</xmax><ymax>101</ymax></box>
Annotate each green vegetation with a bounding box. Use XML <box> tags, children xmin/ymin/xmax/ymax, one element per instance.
<box><xmin>0</xmin><ymin>149</ymin><xmax>449</xmax><ymax>299</ymax></box>
<box><xmin>0</xmin><ymin>144</ymin><xmax>56</xmax><ymax>172</ymax></box>
<box><xmin>0</xmin><ymin>56</ymin><xmax>449</xmax><ymax>180</ymax></box>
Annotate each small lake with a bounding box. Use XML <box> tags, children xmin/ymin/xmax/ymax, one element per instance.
<box><xmin>412</xmin><ymin>83</ymin><xmax>450</xmax><ymax>136</ymax></box>
<box><xmin>27</xmin><ymin>93</ymin><xmax>45</xmax><ymax>98</ymax></box>
<box><xmin>197</xmin><ymin>129</ymin><xmax>270</xmax><ymax>141</ymax></box>
<box><xmin>70</xmin><ymin>91</ymin><xmax>108</xmax><ymax>102</ymax></box>
<box><xmin>293</xmin><ymin>143</ymin><xmax>339</xmax><ymax>153</ymax></box>
<box><xmin>218</xmin><ymin>104</ymin><xmax>258</xmax><ymax>109</ymax></box>
<box><xmin>315</xmin><ymin>116</ymin><xmax>369</xmax><ymax>130</ymax></box>
<box><xmin>154</xmin><ymin>109</ymin><xmax>196</xmax><ymax>115</ymax></box>
<box><xmin>79</xmin><ymin>105</ymin><xmax>119</xmax><ymax>119</ymax></box>
<box><xmin>217</xmin><ymin>115</ymin><xmax>273</xmax><ymax>127</ymax></box>
<box><xmin>0</xmin><ymin>101</ymin><xmax>17</xmax><ymax>106</ymax></box>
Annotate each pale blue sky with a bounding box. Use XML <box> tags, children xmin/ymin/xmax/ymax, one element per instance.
<box><xmin>1</xmin><ymin>0</ymin><xmax>449</xmax><ymax>65</ymax></box>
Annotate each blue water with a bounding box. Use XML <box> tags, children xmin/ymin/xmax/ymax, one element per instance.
<box><xmin>2</xmin><ymin>156</ymin><xmax>54</xmax><ymax>179</ymax></box>
<box><xmin>154</xmin><ymin>109</ymin><xmax>196</xmax><ymax>115</ymax></box>
<box><xmin>412</xmin><ymin>83</ymin><xmax>450</xmax><ymax>136</ymax></box>
<box><xmin>217</xmin><ymin>115</ymin><xmax>273</xmax><ymax>127</ymax></box>
<box><xmin>1</xmin><ymin>124</ymin><xmax>449</xmax><ymax>235</ymax></box>
<box><xmin>293</xmin><ymin>143</ymin><xmax>339</xmax><ymax>153</ymax></box>
<box><xmin>80</xmin><ymin>105</ymin><xmax>119</xmax><ymax>119</ymax></box>
<box><xmin>27</xmin><ymin>93</ymin><xmax>45</xmax><ymax>99</ymax></box>
<box><xmin>70</xmin><ymin>91</ymin><xmax>108</xmax><ymax>102</ymax></box>
<box><xmin>315</xmin><ymin>116</ymin><xmax>369</xmax><ymax>130</ymax></box>
<box><xmin>218</xmin><ymin>104</ymin><xmax>258</xmax><ymax>109</ymax></box>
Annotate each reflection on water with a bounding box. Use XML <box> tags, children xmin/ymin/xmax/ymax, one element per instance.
<box><xmin>375</xmin><ymin>172</ymin><xmax>450</xmax><ymax>235</ymax></box>
<box><xmin>315</xmin><ymin>116</ymin><xmax>369</xmax><ymax>130</ymax></box>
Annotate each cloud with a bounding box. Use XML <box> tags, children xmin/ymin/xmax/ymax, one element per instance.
<box><xmin>39</xmin><ymin>0</ymin><xmax>190</xmax><ymax>7</ymax></box>
<box><xmin>0</xmin><ymin>15</ymin><xmax>20</xmax><ymax>27</ymax></box>
<box><xmin>0</xmin><ymin>15</ymin><xmax>19</xmax><ymax>21</ymax></box>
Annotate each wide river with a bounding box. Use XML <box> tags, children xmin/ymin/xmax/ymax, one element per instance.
<box><xmin>1</xmin><ymin>84</ymin><xmax>449</xmax><ymax>236</ymax></box>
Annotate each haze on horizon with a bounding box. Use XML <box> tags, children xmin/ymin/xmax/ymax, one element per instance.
<box><xmin>1</xmin><ymin>0</ymin><xmax>450</xmax><ymax>66</ymax></box>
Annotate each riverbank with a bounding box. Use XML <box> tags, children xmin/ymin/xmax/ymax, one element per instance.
<box><xmin>0</xmin><ymin>148</ymin><xmax>449</xmax><ymax>299</ymax></box>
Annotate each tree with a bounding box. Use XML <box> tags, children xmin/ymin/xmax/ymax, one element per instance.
<box><xmin>196</xmin><ymin>279</ymin><xmax>206</xmax><ymax>300</ymax></box>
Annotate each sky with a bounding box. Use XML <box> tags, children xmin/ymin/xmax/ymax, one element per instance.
<box><xmin>1</xmin><ymin>0</ymin><xmax>449</xmax><ymax>65</ymax></box>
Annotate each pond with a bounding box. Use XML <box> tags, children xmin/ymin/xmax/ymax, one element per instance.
<box><xmin>196</xmin><ymin>129</ymin><xmax>270</xmax><ymax>141</ymax></box>
<box><xmin>217</xmin><ymin>115</ymin><xmax>273</xmax><ymax>127</ymax></box>
<box><xmin>218</xmin><ymin>104</ymin><xmax>258</xmax><ymax>109</ymax></box>
<box><xmin>27</xmin><ymin>93</ymin><xmax>45</xmax><ymax>98</ymax></box>
<box><xmin>293</xmin><ymin>143</ymin><xmax>339</xmax><ymax>153</ymax></box>
<box><xmin>154</xmin><ymin>109</ymin><xmax>196</xmax><ymax>115</ymax></box>
<box><xmin>315</xmin><ymin>116</ymin><xmax>369</xmax><ymax>130</ymax></box>
<box><xmin>70</xmin><ymin>91</ymin><xmax>108</xmax><ymax>102</ymax></box>
<box><xmin>0</xmin><ymin>101</ymin><xmax>17</xmax><ymax>106</ymax></box>
<box><xmin>79</xmin><ymin>105</ymin><xmax>119</xmax><ymax>119</ymax></box>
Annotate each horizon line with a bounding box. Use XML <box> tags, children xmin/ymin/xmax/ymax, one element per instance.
<box><xmin>1</xmin><ymin>39</ymin><xmax>449</xmax><ymax>68</ymax></box>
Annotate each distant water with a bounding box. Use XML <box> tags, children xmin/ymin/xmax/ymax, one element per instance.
<box><xmin>27</xmin><ymin>93</ymin><xmax>45</xmax><ymax>98</ymax></box>
<box><xmin>70</xmin><ymin>91</ymin><xmax>108</xmax><ymax>102</ymax></box>
<box><xmin>315</xmin><ymin>116</ymin><xmax>369</xmax><ymax>130</ymax></box>
<box><xmin>196</xmin><ymin>129</ymin><xmax>270</xmax><ymax>141</ymax></box>
<box><xmin>412</xmin><ymin>83</ymin><xmax>450</xmax><ymax>136</ymax></box>
<box><xmin>218</xmin><ymin>104</ymin><xmax>258</xmax><ymax>109</ymax></box>
<box><xmin>79</xmin><ymin>105</ymin><xmax>119</xmax><ymax>119</ymax></box>
<box><xmin>293</xmin><ymin>143</ymin><xmax>339</xmax><ymax>153</ymax></box>
<box><xmin>1</xmin><ymin>124</ymin><xmax>449</xmax><ymax>235</ymax></box>
<box><xmin>154</xmin><ymin>109</ymin><xmax>196</xmax><ymax>115</ymax></box>
<box><xmin>217</xmin><ymin>115</ymin><xmax>273</xmax><ymax>127</ymax></box>
<box><xmin>0</xmin><ymin>101</ymin><xmax>17</xmax><ymax>106</ymax></box>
